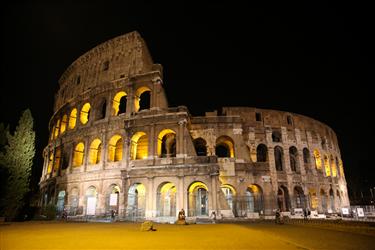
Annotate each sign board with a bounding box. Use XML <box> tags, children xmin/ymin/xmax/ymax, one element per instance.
<box><xmin>342</xmin><ymin>208</ymin><xmax>349</xmax><ymax>215</ymax></box>
<box><xmin>86</xmin><ymin>197</ymin><xmax>96</xmax><ymax>215</ymax></box>
<box><xmin>294</xmin><ymin>208</ymin><xmax>303</xmax><ymax>214</ymax></box>
<box><xmin>357</xmin><ymin>207</ymin><xmax>365</xmax><ymax>217</ymax></box>
<box><xmin>110</xmin><ymin>193</ymin><xmax>118</xmax><ymax>206</ymax></box>
<box><xmin>262</xmin><ymin>176</ymin><xmax>271</xmax><ymax>182</ymax></box>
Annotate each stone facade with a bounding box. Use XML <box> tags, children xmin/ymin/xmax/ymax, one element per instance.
<box><xmin>39</xmin><ymin>31</ymin><xmax>349</xmax><ymax>221</ymax></box>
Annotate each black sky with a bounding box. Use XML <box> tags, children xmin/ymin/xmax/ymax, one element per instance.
<box><xmin>0</xmin><ymin>3</ymin><xmax>373</xmax><ymax>196</ymax></box>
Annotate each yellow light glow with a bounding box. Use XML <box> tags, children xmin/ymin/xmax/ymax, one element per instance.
<box><xmin>313</xmin><ymin>149</ymin><xmax>322</xmax><ymax>170</ymax></box>
<box><xmin>89</xmin><ymin>139</ymin><xmax>102</xmax><ymax>164</ymax></box>
<box><xmin>47</xmin><ymin>152</ymin><xmax>53</xmax><ymax>174</ymax></box>
<box><xmin>80</xmin><ymin>103</ymin><xmax>91</xmax><ymax>125</ymax></box>
<box><xmin>248</xmin><ymin>184</ymin><xmax>259</xmax><ymax>194</ymax></box>
<box><xmin>134</xmin><ymin>86</ymin><xmax>151</xmax><ymax>112</ymax></box>
<box><xmin>69</xmin><ymin>108</ymin><xmax>77</xmax><ymax>129</ymax></box>
<box><xmin>157</xmin><ymin>129</ymin><xmax>176</xmax><ymax>157</ymax></box>
<box><xmin>60</xmin><ymin>115</ymin><xmax>67</xmax><ymax>134</ymax></box>
<box><xmin>324</xmin><ymin>155</ymin><xmax>331</xmax><ymax>176</ymax></box>
<box><xmin>221</xmin><ymin>184</ymin><xmax>237</xmax><ymax>195</ymax></box>
<box><xmin>216</xmin><ymin>136</ymin><xmax>235</xmax><ymax>158</ymax></box>
<box><xmin>309</xmin><ymin>188</ymin><xmax>318</xmax><ymax>209</ymax></box>
<box><xmin>188</xmin><ymin>181</ymin><xmax>208</xmax><ymax>193</ymax></box>
<box><xmin>339</xmin><ymin>159</ymin><xmax>344</xmax><ymax>177</ymax></box>
<box><xmin>53</xmin><ymin>147</ymin><xmax>61</xmax><ymax>173</ymax></box>
<box><xmin>54</xmin><ymin>119</ymin><xmax>60</xmax><ymax>139</ymax></box>
<box><xmin>136</xmin><ymin>183</ymin><xmax>146</xmax><ymax>196</ymax></box>
<box><xmin>86</xmin><ymin>186</ymin><xmax>97</xmax><ymax>196</ymax></box>
<box><xmin>330</xmin><ymin>155</ymin><xmax>337</xmax><ymax>177</ymax></box>
<box><xmin>108</xmin><ymin>135</ymin><xmax>123</xmax><ymax>162</ymax></box>
<box><xmin>130</xmin><ymin>132</ymin><xmax>148</xmax><ymax>160</ymax></box>
<box><xmin>112</xmin><ymin>91</ymin><xmax>127</xmax><ymax>115</ymax></box>
<box><xmin>160</xmin><ymin>182</ymin><xmax>176</xmax><ymax>194</ymax></box>
<box><xmin>73</xmin><ymin>142</ymin><xmax>85</xmax><ymax>167</ymax></box>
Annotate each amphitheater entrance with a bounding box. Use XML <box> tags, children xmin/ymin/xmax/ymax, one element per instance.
<box><xmin>56</xmin><ymin>190</ymin><xmax>66</xmax><ymax>214</ymax></box>
<box><xmin>277</xmin><ymin>186</ymin><xmax>290</xmax><ymax>212</ymax></box>
<box><xmin>156</xmin><ymin>182</ymin><xmax>176</xmax><ymax>220</ymax></box>
<box><xmin>126</xmin><ymin>183</ymin><xmax>146</xmax><ymax>221</ymax></box>
<box><xmin>86</xmin><ymin>186</ymin><xmax>97</xmax><ymax>216</ymax></box>
<box><xmin>294</xmin><ymin>186</ymin><xmax>306</xmax><ymax>209</ymax></box>
<box><xmin>245</xmin><ymin>185</ymin><xmax>264</xmax><ymax>216</ymax></box>
<box><xmin>106</xmin><ymin>185</ymin><xmax>120</xmax><ymax>216</ymax></box>
<box><xmin>188</xmin><ymin>181</ymin><xmax>208</xmax><ymax>217</ymax></box>
<box><xmin>221</xmin><ymin>184</ymin><xmax>237</xmax><ymax>217</ymax></box>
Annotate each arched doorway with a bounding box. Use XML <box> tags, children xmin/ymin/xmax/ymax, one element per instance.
<box><xmin>56</xmin><ymin>190</ymin><xmax>66</xmax><ymax>214</ymax></box>
<box><xmin>320</xmin><ymin>189</ymin><xmax>327</xmax><ymax>213</ymax></box>
<box><xmin>127</xmin><ymin>183</ymin><xmax>146</xmax><ymax>220</ymax></box>
<box><xmin>188</xmin><ymin>181</ymin><xmax>208</xmax><ymax>217</ymax></box>
<box><xmin>329</xmin><ymin>189</ymin><xmax>335</xmax><ymax>212</ymax></box>
<box><xmin>293</xmin><ymin>186</ymin><xmax>306</xmax><ymax>209</ymax></box>
<box><xmin>106</xmin><ymin>185</ymin><xmax>120</xmax><ymax>216</ymax></box>
<box><xmin>156</xmin><ymin>182</ymin><xmax>176</xmax><ymax>217</ymax></box>
<box><xmin>221</xmin><ymin>184</ymin><xmax>237</xmax><ymax>216</ymax></box>
<box><xmin>277</xmin><ymin>186</ymin><xmax>290</xmax><ymax>211</ymax></box>
<box><xmin>245</xmin><ymin>184</ymin><xmax>264</xmax><ymax>215</ymax></box>
<box><xmin>69</xmin><ymin>187</ymin><xmax>79</xmax><ymax>215</ymax></box>
<box><xmin>86</xmin><ymin>186</ymin><xmax>97</xmax><ymax>216</ymax></box>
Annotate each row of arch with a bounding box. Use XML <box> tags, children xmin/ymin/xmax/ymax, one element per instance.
<box><xmin>50</xmin><ymin>88</ymin><xmax>152</xmax><ymax>141</ymax></box>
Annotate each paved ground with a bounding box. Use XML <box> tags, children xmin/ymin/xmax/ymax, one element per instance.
<box><xmin>1</xmin><ymin>221</ymin><xmax>374</xmax><ymax>249</ymax></box>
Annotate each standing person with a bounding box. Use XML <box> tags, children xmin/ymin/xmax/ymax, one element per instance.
<box><xmin>211</xmin><ymin>211</ymin><xmax>217</xmax><ymax>224</ymax></box>
<box><xmin>111</xmin><ymin>209</ymin><xmax>116</xmax><ymax>222</ymax></box>
<box><xmin>303</xmin><ymin>208</ymin><xmax>308</xmax><ymax>221</ymax></box>
<box><xmin>275</xmin><ymin>209</ymin><xmax>281</xmax><ymax>224</ymax></box>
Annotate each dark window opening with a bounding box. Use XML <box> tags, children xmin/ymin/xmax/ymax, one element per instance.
<box><xmin>215</xmin><ymin>144</ymin><xmax>230</xmax><ymax>158</ymax></box>
<box><xmin>194</xmin><ymin>138</ymin><xmax>207</xmax><ymax>156</ymax></box>
<box><xmin>287</xmin><ymin>115</ymin><xmax>293</xmax><ymax>125</ymax></box>
<box><xmin>76</xmin><ymin>76</ymin><xmax>81</xmax><ymax>85</ymax></box>
<box><xmin>97</xmin><ymin>100</ymin><xmax>106</xmax><ymax>120</ymax></box>
<box><xmin>103</xmin><ymin>61</ymin><xmax>109</xmax><ymax>71</ymax></box>
<box><xmin>303</xmin><ymin>148</ymin><xmax>310</xmax><ymax>164</ymax></box>
<box><xmin>119</xmin><ymin>96</ymin><xmax>127</xmax><ymax>114</ymax></box>
<box><xmin>62</xmin><ymin>150</ymin><xmax>70</xmax><ymax>170</ymax></box>
<box><xmin>139</xmin><ymin>91</ymin><xmax>151</xmax><ymax>111</ymax></box>
<box><xmin>256</xmin><ymin>144</ymin><xmax>268</xmax><ymax>162</ymax></box>
<box><xmin>161</xmin><ymin>134</ymin><xmax>176</xmax><ymax>158</ymax></box>
<box><xmin>274</xmin><ymin>146</ymin><xmax>283</xmax><ymax>171</ymax></box>
<box><xmin>272</xmin><ymin>131</ymin><xmax>282</xmax><ymax>142</ymax></box>
<box><xmin>255</xmin><ymin>112</ymin><xmax>262</xmax><ymax>121</ymax></box>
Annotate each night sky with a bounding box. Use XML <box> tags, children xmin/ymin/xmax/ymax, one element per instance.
<box><xmin>0</xmin><ymin>3</ymin><xmax>372</xmax><ymax>199</ymax></box>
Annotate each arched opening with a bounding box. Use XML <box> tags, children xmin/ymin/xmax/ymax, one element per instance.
<box><xmin>193</xmin><ymin>138</ymin><xmax>207</xmax><ymax>156</ymax></box>
<box><xmin>245</xmin><ymin>184</ymin><xmax>264</xmax><ymax>214</ymax></box>
<box><xmin>56</xmin><ymin>190</ymin><xmax>66</xmax><ymax>214</ymax></box>
<box><xmin>89</xmin><ymin>139</ymin><xmax>102</xmax><ymax>164</ymax></box>
<box><xmin>96</xmin><ymin>99</ymin><xmax>107</xmax><ymax>120</ymax></box>
<box><xmin>127</xmin><ymin>183</ymin><xmax>146</xmax><ymax>220</ymax></box>
<box><xmin>329</xmin><ymin>189</ymin><xmax>335</xmax><ymax>212</ymax></box>
<box><xmin>324</xmin><ymin>155</ymin><xmax>331</xmax><ymax>176</ymax></box>
<box><xmin>47</xmin><ymin>151</ymin><xmax>53</xmax><ymax>174</ymax></box>
<box><xmin>335</xmin><ymin>157</ymin><xmax>340</xmax><ymax>177</ymax></box>
<box><xmin>277</xmin><ymin>186</ymin><xmax>290</xmax><ymax>211</ymax></box>
<box><xmin>69</xmin><ymin>187</ymin><xmax>79</xmax><ymax>215</ymax></box>
<box><xmin>313</xmin><ymin>149</ymin><xmax>322</xmax><ymax>170</ymax></box>
<box><xmin>339</xmin><ymin>159</ymin><xmax>344</xmax><ymax>178</ymax></box>
<box><xmin>330</xmin><ymin>155</ymin><xmax>337</xmax><ymax>177</ymax></box>
<box><xmin>308</xmin><ymin>188</ymin><xmax>318</xmax><ymax>210</ymax></box>
<box><xmin>108</xmin><ymin>135</ymin><xmax>123</xmax><ymax>162</ymax></box>
<box><xmin>61</xmin><ymin>148</ymin><xmax>70</xmax><ymax>170</ymax></box>
<box><xmin>130</xmin><ymin>132</ymin><xmax>148</xmax><ymax>160</ymax></box>
<box><xmin>113</xmin><ymin>91</ymin><xmax>127</xmax><ymax>115</ymax></box>
<box><xmin>72</xmin><ymin>142</ymin><xmax>85</xmax><ymax>167</ymax></box>
<box><xmin>157</xmin><ymin>182</ymin><xmax>177</xmax><ymax>217</ymax></box>
<box><xmin>188</xmin><ymin>181</ymin><xmax>208</xmax><ymax>217</ymax></box>
<box><xmin>135</xmin><ymin>86</ymin><xmax>152</xmax><ymax>112</ymax></box>
<box><xmin>289</xmin><ymin>146</ymin><xmax>298</xmax><ymax>172</ymax></box>
<box><xmin>80</xmin><ymin>103</ymin><xmax>91</xmax><ymax>125</ymax></box>
<box><xmin>53</xmin><ymin>147</ymin><xmax>61</xmax><ymax>175</ymax></box>
<box><xmin>320</xmin><ymin>189</ymin><xmax>327</xmax><ymax>212</ymax></box>
<box><xmin>303</xmin><ymin>148</ymin><xmax>310</xmax><ymax>164</ymax></box>
<box><xmin>274</xmin><ymin>146</ymin><xmax>284</xmax><ymax>171</ymax></box>
<box><xmin>54</xmin><ymin>119</ymin><xmax>60</xmax><ymax>139</ymax></box>
<box><xmin>221</xmin><ymin>184</ymin><xmax>237</xmax><ymax>216</ymax></box>
<box><xmin>336</xmin><ymin>190</ymin><xmax>341</xmax><ymax>207</ymax></box>
<box><xmin>69</xmin><ymin>108</ymin><xmax>77</xmax><ymax>129</ymax></box>
<box><xmin>293</xmin><ymin>186</ymin><xmax>306</xmax><ymax>208</ymax></box>
<box><xmin>256</xmin><ymin>144</ymin><xmax>268</xmax><ymax>162</ymax></box>
<box><xmin>272</xmin><ymin>131</ymin><xmax>282</xmax><ymax>142</ymax></box>
<box><xmin>60</xmin><ymin>115</ymin><xmax>67</xmax><ymax>134</ymax></box>
<box><xmin>215</xmin><ymin>136</ymin><xmax>235</xmax><ymax>158</ymax></box>
<box><xmin>106</xmin><ymin>185</ymin><xmax>120</xmax><ymax>216</ymax></box>
<box><xmin>158</xmin><ymin>129</ymin><xmax>176</xmax><ymax>158</ymax></box>
<box><xmin>86</xmin><ymin>186</ymin><xmax>97</xmax><ymax>216</ymax></box>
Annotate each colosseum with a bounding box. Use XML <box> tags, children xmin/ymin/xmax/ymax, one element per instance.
<box><xmin>39</xmin><ymin>31</ymin><xmax>350</xmax><ymax>222</ymax></box>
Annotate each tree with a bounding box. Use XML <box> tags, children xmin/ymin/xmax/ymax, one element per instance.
<box><xmin>0</xmin><ymin>109</ymin><xmax>35</xmax><ymax>220</ymax></box>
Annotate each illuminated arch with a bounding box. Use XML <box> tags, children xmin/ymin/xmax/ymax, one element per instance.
<box><xmin>69</xmin><ymin>108</ymin><xmax>77</xmax><ymax>129</ymax></box>
<box><xmin>157</xmin><ymin>129</ymin><xmax>176</xmax><ymax>157</ymax></box>
<box><xmin>339</xmin><ymin>159</ymin><xmax>344</xmax><ymax>178</ymax></box>
<box><xmin>277</xmin><ymin>185</ymin><xmax>290</xmax><ymax>211</ymax></box>
<box><xmin>54</xmin><ymin>119</ymin><xmax>60</xmax><ymax>139</ymax></box>
<box><xmin>60</xmin><ymin>114</ymin><xmax>67</xmax><ymax>134</ymax></box>
<box><xmin>53</xmin><ymin>147</ymin><xmax>61</xmax><ymax>174</ymax></box>
<box><xmin>246</xmin><ymin>184</ymin><xmax>263</xmax><ymax>213</ymax></box>
<box><xmin>221</xmin><ymin>184</ymin><xmax>237</xmax><ymax>215</ymax></box>
<box><xmin>188</xmin><ymin>181</ymin><xmax>209</xmax><ymax>216</ymax></box>
<box><xmin>135</xmin><ymin>86</ymin><xmax>151</xmax><ymax>112</ymax></box>
<box><xmin>309</xmin><ymin>188</ymin><xmax>318</xmax><ymax>209</ymax></box>
<box><xmin>108</xmin><ymin>135</ymin><xmax>123</xmax><ymax>162</ymax></box>
<box><xmin>313</xmin><ymin>149</ymin><xmax>322</xmax><ymax>170</ymax></box>
<box><xmin>324</xmin><ymin>155</ymin><xmax>331</xmax><ymax>176</ymax></box>
<box><xmin>330</xmin><ymin>155</ymin><xmax>337</xmax><ymax>177</ymax></box>
<box><xmin>72</xmin><ymin>142</ymin><xmax>85</xmax><ymax>167</ymax></box>
<box><xmin>106</xmin><ymin>184</ymin><xmax>120</xmax><ymax>213</ymax></box>
<box><xmin>113</xmin><ymin>91</ymin><xmax>127</xmax><ymax>116</ymax></box>
<box><xmin>157</xmin><ymin>182</ymin><xmax>177</xmax><ymax>217</ymax></box>
<box><xmin>127</xmin><ymin>183</ymin><xmax>146</xmax><ymax>218</ymax></box>
<box><xmin>130</xmin><ymin>132</ymin><xmax>148</xmax><ymax>160</ymax></box>
<box><xmin>47</xmin><ymin>151</ymin><xmax>54</xmax><ymax>174</ymax></box>
<box><xmin>80</xmin><ymin>103</ymin><xmax>91</xmax><ymax>125</ymax></box>
<box><xmin>215</xmin><ymin>135</ymin><xmax>235</xmax><ymax>158</ymax></box>
<box><xmin>89</xmin><ymin>139</ymin><xmax>102</xmax><ymax>164</ymax></box>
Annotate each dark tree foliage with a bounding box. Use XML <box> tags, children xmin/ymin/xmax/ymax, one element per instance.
<box><xmin>0</xmin><ymin>109</ymin><xmax>35</xmax><ymax>220</ymax></box>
